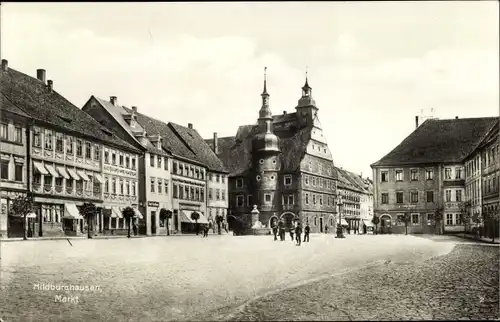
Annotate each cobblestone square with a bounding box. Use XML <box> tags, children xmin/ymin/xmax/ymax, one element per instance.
<box><xmin>1</xmin><ymin>234</ymin><xmax>497</xmax><ymax>321</ymax></box>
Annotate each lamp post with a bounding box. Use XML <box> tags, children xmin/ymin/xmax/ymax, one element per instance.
<box><xmin>335</xmin><ymin>196</ymin><xmax>345</xmax><ymax>239</ymax></box>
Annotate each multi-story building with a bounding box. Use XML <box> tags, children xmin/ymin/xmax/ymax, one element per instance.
<box><xmin>371</xmin><ymin>117</ymin><xmax>498</xmax><ymax>234</ymax></box>
<box><xmin>204</xmin><ymin>148</ymin><xmax>229</xmax><ymax>224</ymax></box>
<box><xmin>209</xmin><ymin>72</ymin><xmax>337</xmax><ymax>233</ymax></box>
<box><xmin>83</xmin><ymin>96</ymin><xmax>227</xmax><ymax>234</ymax></box>
<box><xmin>334</xmin><ymin>167</ymin><xmax>361</xmax><ymax>232</ymax></box>
<box><xmin>0</xmin><ymin>61</ymin><xmax>31</xmax><ymax>237</ymax></box>
<box><xmin>1</xmin><ymin>61</ymin><xmax>142</xmax><ymax>238</ymax></box>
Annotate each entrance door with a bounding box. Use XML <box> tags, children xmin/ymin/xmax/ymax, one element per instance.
<box><xmin>151</xmin><ymin>211</ymin><xmax>156</xmax><ymax>235</ymax></box>
<box><xmin>320</xmin><ymin>217</ymin><xmax>324</xmax><ymax>233</ymax></box>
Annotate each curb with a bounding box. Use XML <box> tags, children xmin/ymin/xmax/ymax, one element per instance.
<box><xmin>451</xmin><ymin>234</ymin><xmax>500</xmax><ymax>245</ymax></box>
<box><xmin>0</xmin><ymin>233</ymin><xmax>234</xmax><ymax>242</ymax></box>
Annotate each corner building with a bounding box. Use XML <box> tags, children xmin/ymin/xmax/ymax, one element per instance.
<box><xmin>209</xmin><ymin>72</ymin><xmax>337</xmax><ymax>233</ymax></box>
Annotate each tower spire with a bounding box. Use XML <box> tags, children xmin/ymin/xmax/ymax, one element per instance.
<box><xmin>305</xmin><ymin>66</ymin><xmax>309</xmax><ymax>87</ymax></box>
<box><xmin>263</xmin><ymin>67</ymin><xmax>268</xmax><ymax>94</ymax></box>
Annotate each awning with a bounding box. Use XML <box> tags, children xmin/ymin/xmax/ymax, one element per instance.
<box><xmin>26</xmin><ymin>212</ymin><xmax>37</xmax><ymax>218</ymax></box>
<box><xmin>64</xmin><ymin>203</ymin><xmax>83</xmax><ymax>219</ymax></box>
<box><xmin>45</xmin><ymin>164</ymin><xmax>60</xmax><ymax>178</ymax></box>
<box><xmin>111</xmin><ymin>207</ymin><xmax>123</xmax><ymax>218</ymax></box>
<box><xmin>67</xmin><ymin>168</ymin><xmax>80</xmax><ymax>180</ymax></box>
<box><xmin>33</xmin><ymin>161</ymin><xmax>49</xmax><ymax>175</ymax></box>
<box><xmin>93</xmin><ymin>173</ymin><xmax>104</xmax><ymax>183</ymax></box>
<box><xmin>133</xmin><ymin>208</ymin><xmax>144</xmax><ymax>219</ymax></box>
<box><xmin>56</xmin><ymin>166</ymin><xmax>70</xmax><ymax>179</ymax></box>
<box><xmin>363</xmin><ymin>220</ymin><xmax>374</xmax><ymax>227</ymax></box>
<box><xmin>77</xmin><ymin>170</ymin><xmax>90</xmax><ymax>181</ymax></box>
<box><xmin>180</xmin><ymin>210</ymin><xmax>209</xmax><ymax>224</ymax></box>
<box><xmin>337</xmin><ymin>218</ymin><xmax>349</xmax><ymax>226</ymax></box>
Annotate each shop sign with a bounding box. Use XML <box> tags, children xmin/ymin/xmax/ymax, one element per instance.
<box><xmin>148</xmin><ymin>201</ymin><xmax>160</xmax><ymax>207</ymax></box>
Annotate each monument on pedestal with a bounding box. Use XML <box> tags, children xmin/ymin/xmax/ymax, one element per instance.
<box><xmin>250</xmin><ymin>205</ymin><xmax>269</xmax><ymax>235</ymax></box>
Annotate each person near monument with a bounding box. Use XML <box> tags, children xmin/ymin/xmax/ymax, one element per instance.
<box><xmin>303</xmin><ymin>223</ymin><xmax>310</xmax><ymax>242</ymax></box>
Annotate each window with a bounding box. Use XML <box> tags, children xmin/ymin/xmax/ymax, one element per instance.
<box><xmin>305</xmin><ymin>175</ymin><xmax>309</xmax><ymax>185</ymax></box>
<box><xmin>200</xmin><ymin>188</ymin><xmax>204</xmax><ymax>201</ymax></box>
<box><xmin>270</xmin><ymin>175</ymin><xmax>275</xmax><ymax>181</ymax></box>
<box><xmin>319</xmin><ymin>195</ymin><xmax>323</xmax><ymax>205</ymax></box>
<box><xmin>119</xmin><ymin>154</ymin><xmax>124</xmax><ymax>166</ymax></box>
<box><xmin>119</xmin><ymin>180</ymin><xmax>124</xmax><ymax>195</ymax></box>
<box><xmin>94</xmin><ymin>145</ymin><xmax>100</xmax><ymax>161</ymax></box>
<box><xmin>190</xmin><ymin>187</ymin><xmax>194</xmax><ymax>200</ymax></box>
<box><xmin>313</xmin><ymin>195</ymin><xmax>316</xmax><ymax>204</ymax></box>
<box><xmin>426</xmin><ymin>214</ymin><xmax>434</xmax><ymax>225</ymax></box>
<box><xmin>259</xmin><ymin>159</ymin><xmax>264</xmax><ymax>164</ymax></box>
<box><xmin>455</xmin><ymin>214</ymin><xmax>462</xmax><ymax>225</ymax></box>
<box><xmin>158</xmin><ymin>156</ymin><xmax>162</xmax><ymax>168</ymax></box>
<box><xmin>445</xmin><ymin>168</ymin><xmax>452</xmax><ymax>180</ymax></box>
<box><xmin>305</xmin><ymin>193</ymin><xmax>309</xmax><ymax>204</ymax></box>
<box><xmin>158</xmin><ymin>179</ymin><xmax>162</xmax><ymax>193</ymax></box>
<box><xmin>178</xmin><ymin>185</ymin><xmax>184</xmax><ymax>199</ymax></box>
<box><xmin>13</xmin><ymin>126</ymin><xmax>22</xmax><ymax>143</ymax></box>
<box><xmin>455</xmin><ymin>167</ymin><xmax>462</xmax><ymax>179</ymax></box>
<box><xmin>410</xmin><ymin>191</ymin><xmax>418</xmax><ymax>203</ymax></box>
<box><xmin>164</xmin><ymin>158</ymin><xmax>168</xmax><ymax>171</ymax></box>
<box><xmin>209</xmin><ymin>188</ymin><xmax>213</xmax><ymax>200</ymax></box>
<box><xmin>264</xmin><ymin>194</ymin><xmax>271</xmax><ymax>203</ymax></box>
<box><xmin>411</xmin><ymin>214</ymin><xmax>420</xmax><ymax>225</ymax></box>
<box><xmin>396</xmin><ymin>192</ymin><xmax>403</xmax><ymax>204</ymax></box>
<box><xmin>173</xmin><ymin>183</ymin><xmax>178</xmax><ymax>198</ymax></box>
<box><xmin>312</xmin><ymin>177</ymin><xmax>316</xmax><ymax>186</ymax></box>
<box><xmin>33</xmin><ymin>128</ymin><xmax>42</xmax><ymax>147</ymax></box>
<box><xmin>151</xmin><ymin>178</ymin><xmax>155</xmax><ymax>193</ymax></box>
<box><xmin>112</xmin><ymin>178</ymin><xmax>116</xmax><ymax>194</ymax></box>
<box><xmin>426</xmin><ymin>191</ymin><xmax>434</xmax><ymax>203</ymax></box>
<box><xmin>381</xmin><ymin>193</ymin><xmax>389</xmax><ymax>204</ymax></box>
<box><xmin>426</xmin><ymin>169</ymin><xmax>434</xmax><ymax>180</ymax></box>
<box><xmin>283</xmin><ymin>195</ymin><xmax>294</xmax><ymax>204</ymax></box>
<box><xmin>125</xmin><ymin>156</ymin><xmax>129</xmax><ymax>168</ymax></box>
<box><xmin>126</xmin><ymin>181</ymin><xmax>130</xmax><ymax>195</ymax></box>
<box><xmin>445</xmin><ymin>190</ymin><xmax>451</xmax><ymax>202</ymax></box>
<box><xmin>247</xmin><ymin>195</ymin><xmax>253</xmax><ymax>206</ymax></box>
<box><xmin>236</xmin><ymin>178</ymin><xmax>243</xmax><ymax>188</ymax></box>
<box><xmin>173</xmin><ymin>162</ymin><xmax>178</xmax><ymax>174</ymax></box>
<box><xmin>131</xmin><ymin>158</ymin><xmax>136</xmax><ymax>170</ymax></box>
<box><xmin>216</xmin><ymin>189</ymin><xmax>220</xmax><ymax>200</ymax></box>
<box><xmin>221</xmin><ymin>189</ymin><xmax>225</xmax><ymax>200</ymax></box>
<box><xmin>164</xmin><ymin>181</ymin><xmax>168</xmax><ymax>195</ymax></box>
<box><xmin>195</xmin><ymin>188</ymin><xmax>200</xmax><ymax>200</ymax></box>
<box><xmin>0</xmin><ymin>160</ymin><xmax>9</xmax><ymax>179</ymax></box>
<box><xmin>105</xmin><ymin>177</ymin><xmax>109</xmax><ymax>193</ymax></box>
<box><xmin>104</xmin><ymin>151</ymin><xmax>109</xmax><ymax>164</ymax></box>
<box><xmin>111</xmin><ymin>153</ymin><xmax>116</xmax><ymax>165</ymax></box>
<box><xmin>216</xmin><ymin>174</ymin><xmax>220</xmax><ymax>183</ymax></box>
<box><xmin>14</xmin><ymin>163</ymin><xmax>23</xmax><ymax>181</ymax></box>
<box><xmin>200</xmin><ymin>169</ymin><xmax>204</xmax><ymax>180</ymax></box>
<box><xmin>45</xmin><ymin>130</ymin><xmax>53</xmax><ymax>150</ymax></box>
<box><xmin>410</xmin><ymin>169</ymin><xmax>418</xmax><ymax>181</ymax></box>
<box><xmin>222</xmin><ymin>175</ymin><xmax>225</xmax><ymax>183</ymax></box>
<box><xmin>395</xmin><ymin>170</ymin><xmax>403</xmax><ymax>181</ymax></box>
<box><xmin>284</xmin><ymin>175</ymin><xmax>292</xmax><ymax>186</ymax></box>
<box><xmin>85</xmin><ymin>142</ymin><xmax>92</xmax><ymax>159</ymax></box>
<box><xmin>150</xmin><ymin>155</ymin><xmax>155</xmax><ymax>167</ymax></box>
<box><xmin>446</xmin><ymin>214</ymin><xmax>453</xmax><ymax>225</ymax></box>
<box><xmin>381</xmin><ymin>171</ymin><xmax>388</xmax><ymax>182</ymax></box>
<box><xmin>185</xmin><ymin>186</ymin><xmax>189</xmax><ymax>199</ymax></box>
<box><xmin>0</xmin><ymin>123</ymin><xmax>8</xmax><ymax>140</ymax></box>
<box><xmin>236</xmin><ymin>195</ymin><xmax>244</xmax><ymax>207</ymax></box>
<box><xmin>76</xmin><ymin>140</ymin><xmax>83</xmax><ymax>157</ymax></box>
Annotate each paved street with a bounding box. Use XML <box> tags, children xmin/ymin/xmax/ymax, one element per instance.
<box><xmin>0</xmin><ymin>234</ymin><xmax>497</xmax><ymax>321</ymax></box>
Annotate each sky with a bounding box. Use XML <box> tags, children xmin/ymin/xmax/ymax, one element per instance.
<box><xmin>1</xmin><ymin>2</ymin><xmax>499</xmax><ymax>178</ymax></box>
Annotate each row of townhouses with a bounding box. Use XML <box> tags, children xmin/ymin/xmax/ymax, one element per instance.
<box><xmin>371</xmin><ymin>116</ymin><xmax>499</xmax><ymax>238</ymax></box>
<box><xmin>205</xmin><ymin>71</ymin><xmax>374</xmax><ymax>233</ymax></box>
<box><xmin>0</xmin><ymin>60</ymin><xmax>229</xmax><ymax>238</ymax></box>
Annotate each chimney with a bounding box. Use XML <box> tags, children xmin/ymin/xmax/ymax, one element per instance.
<box><xmin>213</xmin><ymin>132</ymin><xmax>219</xmax><ymax>154</ymax></box>
<box><xmin>415</xmin><ymin>115</ymin><xmax>419</xmax><ymax>129</ymax></box>
<box><xmin>37</xmin><ymin>69</ymin><xmax>46</xmax><ymax>84</ymax></box>
<box><xmin>188</xmin><ymin>123</ymin><xmax>193</xmax><ymax>129</ymax></box>
<box><xmin>47</xmin><ymin>80</ymin><xmax>53</xmax><ymax>92</ymax></box>
<box><xmin>283</xmin><ymin>111</ymin><xmax>287</xmax><ymax>115</ymax></box>
<box><xmin>131</xmin><ymin>106</ymin><xmax>137</xmax><ymax>113</ymax></box>
<box><xmin>455</xmin><ymin>116</ymin><xmax>459</xmax><ymax>119</ymax></box>
<box><xmin>1</xmin><ymin>59</ymin><xmax>7</xmax><ymax>71</ymax></box>
<box><xmin>110</xmin><ymin>96</ymin><xmax>117</xmax><ymax>106</ymax></box>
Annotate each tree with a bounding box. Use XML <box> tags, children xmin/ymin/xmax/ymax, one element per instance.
<box><xmin>160</xmin><ymin>208</ymin><xmax>172</xmax><ymax>236</ymax></box>
<box><xmin>401</xmin><ymin>213</ymin><xmax>411</xmax><ymax>235</ymax></box>
<box><xmin>191</xmin><ymin>212</ymin><xmax>200</xmax><ymax>235</ymax></box>
<box><xmin>122</xmin><ymin>207</ymin><xmax>135</xmax><ymax>238</ymax></box>
<box><xmin>434</xmin><ymin>206</ymin><xmax>444</xmax><ymax>235</ymax></box>
<box><xmin>81</xmin><ymin>202</ymin><xmax>97</xmax><ymax>239</ymax></box>
<box><xmin>215</xmin><ymin>214</ymin><xmax>224</xmax><ymax>235</ymax></box>
<box><xmin>10</xmin><ymin>195</ymin><xmax>33</xmax><ymax>240</ymax></box>
<box><xmin>371</xmin><ymin>215</ymin><xmax>380</xmax><ymax>235</ymax></box>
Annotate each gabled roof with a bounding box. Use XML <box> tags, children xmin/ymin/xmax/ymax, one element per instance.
<box><xmin>0</xmin><ymin>92</ymin><xmax>30</xmax><ymax>117</ymax></box>
<box><xmin>334</xmin><ymin>167</ymin><xmax>364</xmax><ymax>193</ymax></box>
<box><xmin>118</xmin><ymin>107</ymin><xmax>226</xmax><ymax>172</ymax></box>
<box><xmin>371</xmin><ymin>117</ymin><xmax>499</xmax><ymax>167</ymax></box>
<box><xmin>0</xmin><ymin>67</ymin><xmax>139</xmax><ymax>153</ymax></box>
<box><xmin>476</xmin><ymin>120</ymin><xmax>499</xmax><ymax>151</ymax></box>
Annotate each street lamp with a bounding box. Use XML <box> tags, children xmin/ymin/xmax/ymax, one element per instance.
<box><xmin>335</xmin><ymin>196</ymin><xmax>345</xmax><ymax>239</ymax></box>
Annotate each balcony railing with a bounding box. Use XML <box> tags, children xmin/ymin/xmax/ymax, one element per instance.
<box><xmin>55</xmin><ymin>185</ymin><xmax>63</xmax><ymax>193</ymax></box>
<box><xmin>93</xmin><ymin>190</ymin><xmax>101</xmax><ymax>198</ymax></box>
<box><xmin>43</xmin><ymin>184</ymin><xmax>52</xmax><ymax>193</ymax></box>
<box><xmin>66</xmin><ymin>186</ymin><xmax>73</xmax><ymax>194</ymax></box>
<box><xmin>282</xmin><ymin>204</ymin><xmax>294</xmax><ymax>210</ymax></box>
<box><xmin>33</xmin><ymin>183</ymin><xmax>41</xmax><ymax>192</ymax></box>
<box><xmin>76</xmin><ymin>188</ymin><xmax>83</xmax><ymax>197</ymax></box>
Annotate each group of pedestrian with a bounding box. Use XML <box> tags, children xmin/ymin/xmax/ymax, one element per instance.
<box><xmin>201</xmin><ymin>221</ymin><xmax>229</xmax><ymax>238</ymax></box>
<box><xmin>271</xmin><ymin>220</ymin><xmax>310</xmax><ymax>246</ymax></box>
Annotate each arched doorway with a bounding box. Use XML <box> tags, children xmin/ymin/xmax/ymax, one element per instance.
<box><xmin>280</xmin><ymin>212</ymin><xmax>296</xmax><ymax>230</ymax></box>
<box><xmin>380</xmin><ymin>214</ymin><xmax>392</xmax><ymax>234</ymax></box>
<box><xmin>268</xmin><ymin>216</ymin><xmax>279</xmax><ymax>229</ymax></box>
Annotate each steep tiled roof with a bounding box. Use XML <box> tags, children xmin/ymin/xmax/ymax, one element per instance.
<box><xmin>207</xmin><ymin>119</ymin><xmax>312</xmax><ymax>177</ymax></box>
<box><xmin>0</xmin><ymin>92</ymin><xmax>30</xmax><ymax>117</ymax></box>
<box><xmin>120</xmin><ymin>107</ymin><xmax>226</xmax><ymax>172</ymax></box>
<box><xmin>1</xmin><ymin>68</ymin><xmax>139</xmax><ymax>153</ymax></box>
<box><xmin>372</xmin><ymin>117</ymin><xmax>499</xmax><ymax>167</ymax></box>
<box><xmin>335</xmin><ymin>167</ymin><xmax>364</xmax><ymax>193</ymax></box>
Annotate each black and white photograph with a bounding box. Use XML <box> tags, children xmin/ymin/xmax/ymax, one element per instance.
<box><xmin>0</xmin><ymin>1</ymin><xmax>499</xmax><ymax>321</ymax></box>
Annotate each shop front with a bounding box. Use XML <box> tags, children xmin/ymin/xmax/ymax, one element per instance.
<box><xmin>178</xmin><ymin>208</ymin><xmax>209</xmax><ymax>234</ymax></box>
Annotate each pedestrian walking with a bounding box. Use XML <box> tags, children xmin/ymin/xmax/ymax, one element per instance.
<box><xmin>278</xmin><ymin>220</ymin><xmax>285</xmax><ymax>241</ymax></box>
<box><xmin>325</xmin><ymin>225</ymin><xmax>329</xmax><ymax>234</ymax></box>
<box><xmin>203</xmin><ymin>225</ymin><xmax>209</xmax><ymax>238</ymax></box>
<box><xmin>303</xmin><ymin>223</ymin><xmax>310</xmax><ymax>242</ymax></box>
<box><xmin>295</xmin><ymin>222</ymin><xmax>302</xmax><ymax>246</ymax></box>
<box><xmin>289</xmin><ymin>226</ymin><xmax>294</xmax><ymax>241</ymax></box>
<box><xmin>347</xmin><ymin>226</ymin><xmax>351</xmax><ymax>234</ymax></box>
<box><xmin>272</xmin><ymin>225</ymin><xmax>278</xmax><ymax>241</ymax></box>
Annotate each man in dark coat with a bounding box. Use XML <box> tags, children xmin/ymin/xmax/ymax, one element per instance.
<box><xmin>295</xmin><ymin>222</ymin><xmax>303</xmax><ymax>246</ymax></box>
<box><xmin>303</xmin><ymin>223</ymin><xmax>310</xmax><ymax>242</ymax></box>
<box><xmin>272</xmin><ymin>222</ymin><xmax>278</xmax><ymax>241</ymax></box>
<box><xmin>278</xmin><ymin>220</ymin><xmax>285</xmax><ymax>241</ymax></box>
<box><xmin>325</xmin><ymin>225</ymin><xmax>329</xmax><ymax>234</ymax></box>
<box><xmin>289</xmin><ymin>225</ymin><xmax>294</xmax><ymax>241</ymax></box>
